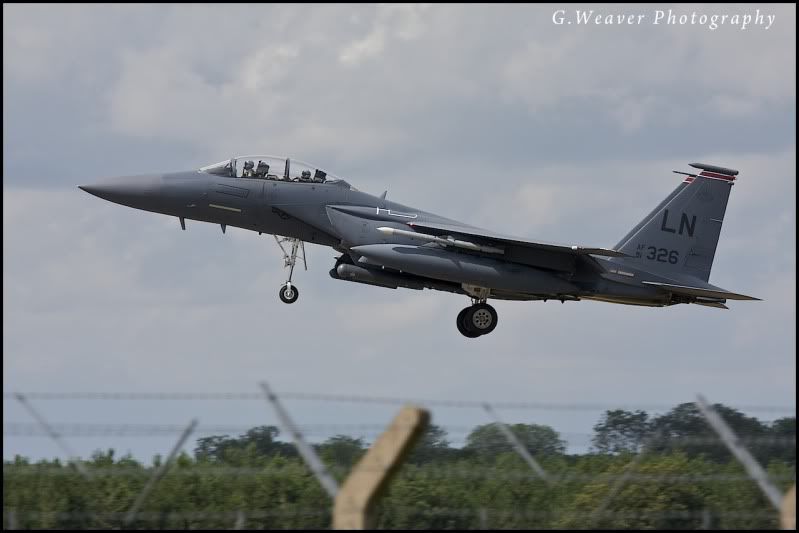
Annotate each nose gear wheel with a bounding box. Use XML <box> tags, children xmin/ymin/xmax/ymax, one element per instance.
<box><xmin>279</xmin><ymin>283</ymin><xmax>299</xmax><ymax>304</ymax></box>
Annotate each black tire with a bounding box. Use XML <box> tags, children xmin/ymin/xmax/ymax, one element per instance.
<box><xmin>279</xmin><ymin>284</ymin><xmax>299</xmax><ymax>304</ymax></box>
<box><xmin>457</xmin><ymin>307</ymin><xmax>481</xmax><ymax>338</ymax></box>
<box><xmin>464</xmin><ymin>303</ymin><xmax>498</xmax><ymax>335</ymax></box>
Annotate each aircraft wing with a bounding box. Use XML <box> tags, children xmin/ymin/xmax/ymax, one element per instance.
<box><xmin>641</xmin><ymin>281</ymin><xmax>761</xmax><ymax>301</ymax></box>
<box><xmin>406</xmin><ymin>221</ymin><xmax>628</xmax><ymax>258</ymax></box>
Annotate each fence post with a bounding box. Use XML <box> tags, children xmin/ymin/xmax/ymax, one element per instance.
<box><xmin>479</xmin><ymin>508</ymin><xmax>488</xmax><ymax>530</ymax></box>
<box><xmin>695</xmin><ymin>394</ymin><xmax>783</xmax><ymax>511</ymax></box>
<box><xmin>333</xmin><ymin>405</ymin><xmax>430</xmax><ymax>529</ymax></box>
<box><xmin>124</xmin><ymin>419</ymin><xmax>198</xmax><ymax>526</ymax></box>
<box><xmin>259</xmin><ymin>382</ymin><xmax>339</xmax><ymax>499</ymax></box>
<box><xmin>14</xmin><ymin>393</ymin><xmax>91</xmax><ymax>480</ymax></box>
<box><xmin>482</xmin><ymin>403</ymin><xmax>551</xmax><ymax>484</ymax></box>
<box><xmin>782</xmin><ymin>485</ymin><xmax>795</xmax><ymax>530</ymax></box>
<box><xmin>701</xmin><ymin>508</ymin><xmax>711</xmax><ymax>529</ymax></box>
<box><xmin>234</xmin><ymin>510</ymin><xmax>246</xmax><ymax>530</ymax></box>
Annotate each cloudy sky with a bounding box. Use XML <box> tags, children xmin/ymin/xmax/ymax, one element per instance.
<box><xmin>3</xmin><ymin>4</ymin><xmax>795</xmax><ymax>462</ymax></box>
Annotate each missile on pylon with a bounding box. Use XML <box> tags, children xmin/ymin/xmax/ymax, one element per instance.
<box><xmin>376</xmin><ymin>226</ymin><xmax>504</xmax><ymax>254</ymax></box>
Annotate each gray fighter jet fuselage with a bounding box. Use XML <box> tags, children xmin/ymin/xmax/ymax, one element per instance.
<box><xmin>79</xmin><ymin>155</ymin><xmax>759</xmax><ymax>337</ymax></box>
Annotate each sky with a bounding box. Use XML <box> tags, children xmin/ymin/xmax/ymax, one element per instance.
<box><xmin>3</xmin><ymin>4</ymin><xmax>796</xmax><ymax>463</ymax></box>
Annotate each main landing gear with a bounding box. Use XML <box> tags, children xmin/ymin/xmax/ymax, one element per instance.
<box><xmin>456</xmin><ymin>301</ymin><xmax>498</xmax><ymax>338</ymax></box>
<box><xmin>274</xmin><ymin>235</ymin><xmax>306</xmax><ymax>304</ymax></box>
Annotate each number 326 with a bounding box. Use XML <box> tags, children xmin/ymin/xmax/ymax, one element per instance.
<box><xmin>646</xmin><ymin>247</ymin><xmax>679</xmax><ymax>264</ymax></box>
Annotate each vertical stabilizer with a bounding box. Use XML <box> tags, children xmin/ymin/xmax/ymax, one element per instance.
<box><xmin>613</xmin><ymin>164</ymin><xmax>739</xmax><ymax>282</ymax></box>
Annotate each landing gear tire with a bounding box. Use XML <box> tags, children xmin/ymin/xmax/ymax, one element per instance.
<box><xmin>457</xmin><ymin>308</ymin><xmax>480</xmax><ymax>338</ymax></box>
<box><xmin>279</xmin><ymin>284</ymin><xmax>299</xmax><ymax>304</ymax></box>
<box><xmin>457</xmin><ymin>303</ymin><xmax>498</xmax><ymax>337</ymax></box>
<box><xmin>467</xmin><ymin>303</ymin><xmax>498</xmax><ymax>335</ymax></box>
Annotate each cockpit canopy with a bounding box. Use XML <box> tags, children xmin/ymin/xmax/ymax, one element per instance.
<box><xmin>199</xmin><ymin>155</ymin><xmax>353</xmax><ymax>189</ymax></box>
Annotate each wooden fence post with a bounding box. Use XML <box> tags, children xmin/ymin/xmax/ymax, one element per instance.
<box><xmin>333</xmin><ymin>405</ymin><xmax>430</xmax><ymax>529</ymax></box>
<box><xmin>782</xmin><ymin>485</ymin><xmax>795</xmax><ymax>530</ymax></box>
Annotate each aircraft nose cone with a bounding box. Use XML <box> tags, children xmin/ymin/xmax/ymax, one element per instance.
<box><xmin>77</xmin><ymin>184</ymin><xmax>103</xmax><ymax>196</ymax></box>
<box><xmin>78</xmin><ymin>174</ymin><xmax>163</xmax><ymax>209</ymax></box>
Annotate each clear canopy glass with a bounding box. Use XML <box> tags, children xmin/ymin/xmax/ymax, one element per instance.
<box><xmin>199</xmin><ymin>155</ymin><xmax>351</xmax><ymax>188</ymax></box>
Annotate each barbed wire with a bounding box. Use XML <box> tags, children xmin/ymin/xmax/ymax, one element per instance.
<box><xmin>4</xmin><ymin>422</ymin><xmax>795</xmax><ymax>447</ymax></box>
<box><xmin>4</xmin><ymin>391</ymin><xmax>795</xmax><ymax>414</ymax></box>
<box><xmin>3</xmin><ymin>422</ymin><xmax>416</xmax><ymax>437</ymax></box>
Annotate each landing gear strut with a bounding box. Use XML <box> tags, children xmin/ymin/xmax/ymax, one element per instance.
<box><xmin>274</xmin><ymin>235</ymin><xmax>306</xmax><ymax>304</ymax></box>
<box><xmin>457</xmin><ymin>301</ymin><xmax>498</xmax><ymax>338</ymax></box>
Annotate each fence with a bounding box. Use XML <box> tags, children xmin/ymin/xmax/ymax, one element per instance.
<box><xmin>3</xmin><ymin>388</ymin><xmax>795</xmax><ymax>530</ymax></box>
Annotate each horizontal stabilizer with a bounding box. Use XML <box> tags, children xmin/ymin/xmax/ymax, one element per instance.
<box><xmin>641</xmin><ymin>281</ymin><xmax>760</xmax><ymax>301</ymax></box>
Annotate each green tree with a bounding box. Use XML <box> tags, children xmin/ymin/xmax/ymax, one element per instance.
<box><xmin>194</xmin><ymin>425</ymin><xmax>296</xmax><ymax>464</ymax></box>
<box><xmin>464</xmin><ymin>423</ymin><xmax>565</xmax><ymax>458</ymax></box>
<box><xmin>5</xmin><ymin>407</ymin><xmax>791</xmax><ymax>530</ymax></box>
<box><xmin>316</xmin><ymin>435</ymin><xmax>366</xmax><ymax>472</ymax></box>
<box><xmin>649</xmin><ymin>403</ymin><xmax>769</xmax><ymax>463</ymax></box>
<box><xmin>238</xmin><ymin>426</ymin><xmax>296</xmax><ymax>458</ymax></box>
<box><xmin>765</xmin><ymin>417</ymin><xmax>796</xmax><ymax>465</ymax></box>
<box><xmin>557</xmin><ymin>452</ymin><xmax>716</xmax><ymax>530</ymax></box>
<box><xmin>407</xmin><ymin>424</ymin><xmax>457</xmax><ymax>464</ymax></box>
<box><xmin>194</xmin><ymin>435</ymin><xmax>233</xmax><ymax>462</ymax></box>
<box><xmin>592</xmin><ymin>409</ymin><xmax>651</xmax><ymax>454</ymax></box>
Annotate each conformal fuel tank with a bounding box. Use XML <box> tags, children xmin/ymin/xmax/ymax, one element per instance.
<box><xmin>351</xmin><ymin>244</ymin><xmax>578</xmax><ymax>294</ymax></box>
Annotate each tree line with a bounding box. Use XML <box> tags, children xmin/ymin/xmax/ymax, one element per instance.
<box><xmin>3</xmin><ymin>402</ymin><xmax>795</xmax><ymax>529</ymax></box>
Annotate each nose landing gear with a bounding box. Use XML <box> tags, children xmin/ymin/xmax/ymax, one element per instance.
<box><xmin>274</xmin><ymin>235</ymin><xmax>306</xmax><ymax>304</ymax></box>
<box><xmin>457</xmin><ymin>301</ymin><xmax>498</xmax><ymax>338</ymax></box>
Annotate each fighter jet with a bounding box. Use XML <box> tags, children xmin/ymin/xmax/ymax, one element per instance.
<box><xmin>79</xmin><ymin>156</ymin><xmax>759</xmax><ymax>338</ymax></box>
